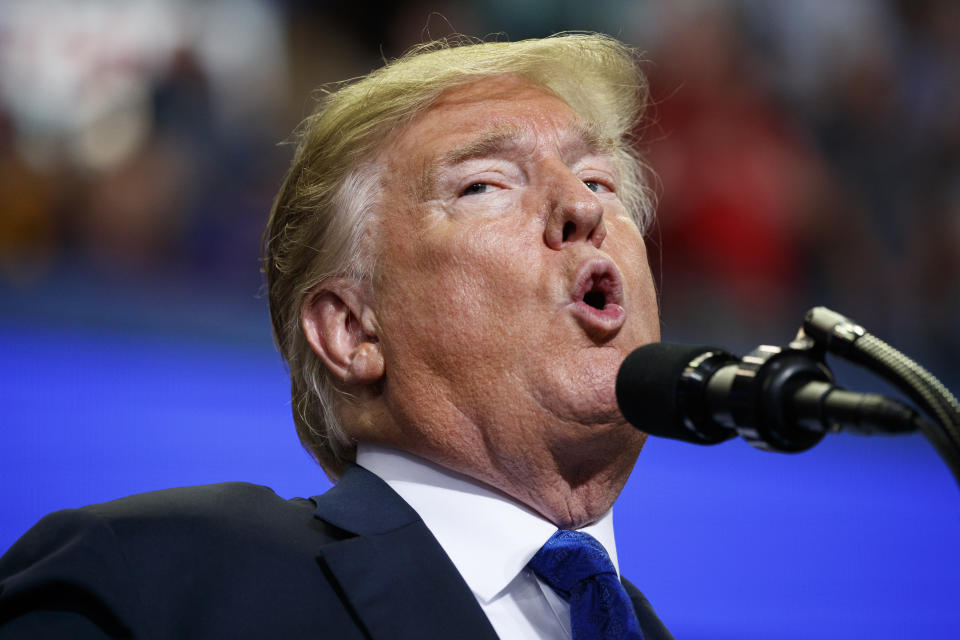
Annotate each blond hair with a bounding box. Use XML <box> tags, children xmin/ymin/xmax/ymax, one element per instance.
<box><xmin>263</xmin><ymin>34</ymin><xmax>652</xmax><ymax>479</ymax></box>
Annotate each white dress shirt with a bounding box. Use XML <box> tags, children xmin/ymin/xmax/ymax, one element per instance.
<box><xmin>356</xmin><ymin>443</ymin><xmax>621</xmax><ymax>640</ymax></box>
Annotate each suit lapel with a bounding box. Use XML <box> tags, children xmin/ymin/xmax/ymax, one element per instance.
<box><xmin>312</xmin><ymin>465</ymin><xmax>499</xmax><ymax>640</ymax></box>
<box><xmin>621</xmin><ymin>576</ymin><xmax>676</xmax><ymax>640</ymax></box>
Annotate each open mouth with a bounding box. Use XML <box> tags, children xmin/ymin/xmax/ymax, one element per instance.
<box><xmin>569</xmin><ymin>259</ymin><xmax>625</xmax><ymax>337</ymax></box>
<box><xmin>573</xmin><ymin>260</ymin><xmax>622</xmax><ymax>309</ymax></box>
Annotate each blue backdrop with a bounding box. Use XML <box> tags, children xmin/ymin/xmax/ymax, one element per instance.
<box><xmin>2</xmin><ymin>290</ymin><xmax>959</xmax><ymax>640</ymax></box>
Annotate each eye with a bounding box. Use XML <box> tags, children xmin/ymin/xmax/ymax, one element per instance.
<box><xmin>461</xmin><ymin>183</ymin><xmax>493</xmax><ymax>196</ymax></box>
<box><xmin>583</xmin><ymin>180</ymin><xmax>611</xmax><ymax>193</ymax></box>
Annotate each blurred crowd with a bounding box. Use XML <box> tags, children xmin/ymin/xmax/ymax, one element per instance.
<box><xmin>637</xmin><ymin>0</ymin><xmax>960</xmax><ymax>379</ymax></box>
<box><xmin>0</xmin><ymin>0</ymin><xmax>957</xmax><ymax>380</ymax></box>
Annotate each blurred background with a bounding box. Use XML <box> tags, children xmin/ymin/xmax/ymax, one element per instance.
<box><xmin>2</xmin><ymin>1</ymin><xmax>958</xmax><ymax>638</ymax></box>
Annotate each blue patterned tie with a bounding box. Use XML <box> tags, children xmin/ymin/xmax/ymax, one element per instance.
<box><xmin>529</xmin><ymin>529</ymin><xmax>644</xmax><ymax>640</ymax></box>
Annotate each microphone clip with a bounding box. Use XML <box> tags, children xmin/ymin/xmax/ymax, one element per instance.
<box><xmin>710</xmin><ymin>343</ymin><xmax>833</xmax><ymax>453</ymax></box>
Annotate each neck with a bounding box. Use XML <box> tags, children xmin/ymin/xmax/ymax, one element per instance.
<box><xmin>383</xmin><ymin>422</ymin><xmax>644</xmax><ymax>529</ymax></box>
<box><xmin>487</xmin><ymin>427</ymin><xmax>645</xmax><ymax>529</ymax></box>
<box><xmin>343</xmin><ymin>396</ymin><xmax>646</xmax><ymax>529</ymax></box>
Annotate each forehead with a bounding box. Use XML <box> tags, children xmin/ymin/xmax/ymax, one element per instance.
<box><xmin>385</xmin><ymin>75</ymin><xmax>611</xmax><ymax>173</ymax></box>
<box><xmin>424</xmin><ymin>74</ymin><xmax>570</xmax><ymax>117</ymax></box>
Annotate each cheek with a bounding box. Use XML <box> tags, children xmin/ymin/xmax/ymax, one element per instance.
<box><xmin>609</xmin><ymin>221</ymin><xmax>652</xmax><ymax>285</ymax></box>
<box><xmin>429</xmin><ymin>219</ymin><xmax>541</xmax><ymax>297</ymax></box>
<box><xmin>379</xmin><ymin>225</ymin><xmax>541</xmax><ymax>350</ymax></box>
<box><xmin>607</xmin><ymin>223</ymin><xmax>660</xmax><ymax>335</ymax></box>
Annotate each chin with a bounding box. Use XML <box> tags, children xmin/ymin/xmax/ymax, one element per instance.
<box><xmin>547</xmin><ymin>419</ymin><xmax>646</xmax><ymax>491</ymax></box>
<box><xmin>542</xmin><ymin>383</ymin><xmax>626</xmax><ymax>430</ymax></box>
<box><xmin>542</xmin><ymin>350</ymin><xmax>625</xmax><ymax>423</ymax></box>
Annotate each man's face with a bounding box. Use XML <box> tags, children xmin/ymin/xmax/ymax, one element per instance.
<box><xmin>368</xmin><ymin>75</ymin><xmax>659</xmax><ymax>489</ymax></box>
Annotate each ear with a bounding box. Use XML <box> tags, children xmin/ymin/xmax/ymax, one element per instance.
<box><xmin>301</xmin><ymin>280</ymin><xmax>384</xmax><ymax>385</ymax></box>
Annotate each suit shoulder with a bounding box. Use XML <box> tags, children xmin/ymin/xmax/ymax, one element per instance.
<box><xmin>86</xmin><ymin>481</ymin><xmax>314</xmax><ymax>521</ymax></box>
<box><xmin>3</xmin><ymin>482</ymin><xmax>323</xmax><ymax>578</ymax></box>
<box><xmin>0</xmin><ymin>484</ymin><xmax>361</xmax><ymax>638</ymax></box>
<box><xmin>78</xmin><ymin>482</ymin><xmax>321</xmax><ymax>548</ymax></box>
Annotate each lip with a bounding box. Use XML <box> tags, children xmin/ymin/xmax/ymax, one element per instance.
<box><xmin>567</xmin><ymin>257</ymin><xmax>626</xmax><ymax>339</ymax></box>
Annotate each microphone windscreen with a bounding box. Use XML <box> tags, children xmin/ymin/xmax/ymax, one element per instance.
<box><xmin>616</xmin><ymin>343</ymin><xmax>719</xmax><ymax>440</ymax></box>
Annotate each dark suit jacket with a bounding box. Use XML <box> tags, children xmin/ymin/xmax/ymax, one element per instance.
<box><xmin>0</xmin><ymin>465</ymin><xmax>673</xmax><ymax>639</ymax></box>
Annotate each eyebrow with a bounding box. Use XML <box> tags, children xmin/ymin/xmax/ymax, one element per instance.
<box><xmin>569</xmin><ymin>119</ymin><xmax>617</xmax><ymax>156</ymax></box>
<box><xmin>439</xmin><ymin>125</ymin><xmax>527</xmax><ymax>167</ymax></box>
<box><xmin>418</xmin><ymin>118</ymin><xmax>617</xmax><ymax>198</ymax></box>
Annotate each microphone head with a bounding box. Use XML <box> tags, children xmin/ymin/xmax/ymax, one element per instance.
<box><xmin>616</xmin><ymin>342</ymin><xmax>736</xmax><ymax>444</ymax></box>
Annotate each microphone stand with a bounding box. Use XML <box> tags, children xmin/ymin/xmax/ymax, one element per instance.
<box><xmin>799</xmin><ymin>307</ymin><xmax>960</xmax><ymax>487</ymax></box>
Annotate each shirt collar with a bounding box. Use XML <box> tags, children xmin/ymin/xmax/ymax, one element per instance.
<box><xmin>355</xmin><ymin>443</ymin><xmax>619</xmax><ymax>604</ymax></box>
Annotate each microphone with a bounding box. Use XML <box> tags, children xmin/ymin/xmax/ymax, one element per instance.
<box><xmin>616</xmin><ymin>342</ymin><xmax>920</xmax><ymax>453</ymax></box>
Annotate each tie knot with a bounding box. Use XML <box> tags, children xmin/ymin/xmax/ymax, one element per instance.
<box><xmin>528</xmin><ymin>529</ymin><xmax>618</xmax><ymax>598</ymax></box>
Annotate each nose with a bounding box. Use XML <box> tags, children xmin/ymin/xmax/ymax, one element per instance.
<box><xmin>543</xmin><ymin>170</ymin><xmax>606</xmax><ymax>250</ymax></box>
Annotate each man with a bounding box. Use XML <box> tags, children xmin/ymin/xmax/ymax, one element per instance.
<box><xmin>0</xmin><ymin>34</ymin><xmax>670</xmax><ymax>639</ymax></box>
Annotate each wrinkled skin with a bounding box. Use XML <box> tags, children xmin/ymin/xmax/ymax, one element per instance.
<box><xmin>305</xmin><ymin>76</ymin><xmax>660</xmax><ymax>528</ymax></box>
